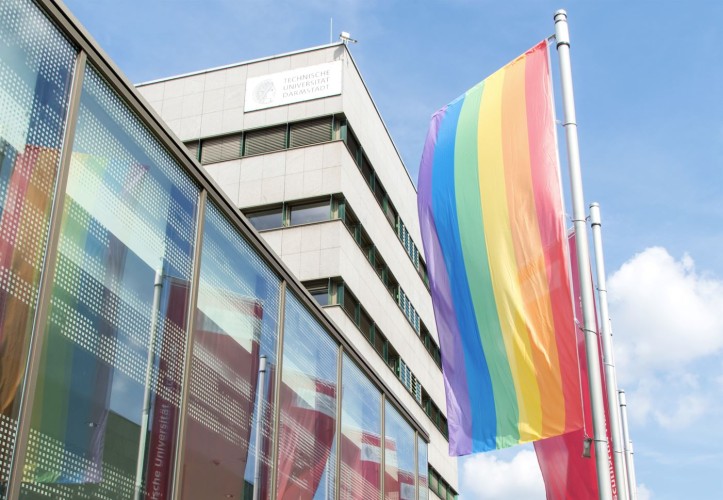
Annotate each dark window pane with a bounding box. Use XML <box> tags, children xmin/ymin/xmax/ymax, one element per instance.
<box><xmin>310</xmin><ymin>287</ymin><xmax>329</xmax><ymax>306</ymax></box>
<box><xmin>246</xmin><ymin>206</ymin><xmax>283</xmax><ymax>230</ymax></box>
<box><xmin>343</xmin><ymin>287</ymin><xmax>357</xmax><ymax>322</ymax></box>
<box><xmin>289</xmin><ymin>200</ymin><xmax>330</xmax><ymax>225</ymax></box>
<box><xmin>359</xmin><ymin>310</ymin><xmax>373</xmax><ymax>339</ymax></box>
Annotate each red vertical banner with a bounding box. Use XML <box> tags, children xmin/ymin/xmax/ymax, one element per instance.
<box><xmin>534</xmin><ymin>233</ymin><xmax>617</xmax><ymax>499</ymax></box>
<box><xmin>144</xmin><ymin>277</ymin><xmax>189</xmax><ymax>498</ymax></box>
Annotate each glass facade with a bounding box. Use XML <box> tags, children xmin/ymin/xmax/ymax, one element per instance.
<box><xmin>179</xmin><ymin>200</ymin><xmax>281</xmax><ymax>499</ymax></box>
<box><xmin>22</xmin><ymin>62</ymin><xmax>200</xmax><ymax>497</ymax></box>
<box><xmin>340</xmin><ymin>355</ymin><xmax>381</xmax><ymax>500</ymax></box>
<box><xmin>276</xmin><ymin>292</ymin><xmax>337</xmax><ymax>500</ymax></box>
<box><xmin>417</xmin><ymin>439</ymin><xmax>428</xmax><ymax>500</ymax></box>
<box><xmin>0</xmin><ymin>1</ymin><xmax>435</xmax><ymax>499</ymax></box>
<box><xmin>0</xmin><ymin>0</ymin><xmax>77</xmax><ymax>496</ymax></box>
<box><xmin>384</xmin><ymin>402</ymin><xmax>416</xmax><ymax>500</ymax></box>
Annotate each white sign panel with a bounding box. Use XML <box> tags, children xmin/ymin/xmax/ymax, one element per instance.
<box><xmin>244</xmin><ymin>61</ymin><xmax>342</xmax><ymax>112</ymax></box>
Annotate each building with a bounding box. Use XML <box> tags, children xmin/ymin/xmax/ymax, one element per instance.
<box><xmin>0</xmin><ymin>0</ymin><xmax>457</xmax><ymax>499</ymax></box>
<box><xmin>136</xmin><ymin>37</ymin><xmax>459</xmax><ymax>500</ymax></box>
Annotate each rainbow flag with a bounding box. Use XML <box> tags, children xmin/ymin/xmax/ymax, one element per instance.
<box><xmin>417</xmin><ymin>40</ymin><xmax>583</xmax><ymax>454</ymax></box>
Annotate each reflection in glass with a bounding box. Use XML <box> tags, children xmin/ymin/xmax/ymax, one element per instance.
<box><xmin>289</xmin><ymin>200</ymin><xmax>329</xmax><ymax>226</ymax></box>
<box><xmin>384</xmin><ymin>401</ymin><xmax>416</xmax><ymax>500</ymax></box>
<box><xmin>418</xmin><ymin>438</ymin><xmax>428</xmax><ymax>500</ymax></box>
<box><xmin>180</xmin><ymin>200</ymin><xmax>280</xmax><ymax>500</ymax></box>
<box><xmin>277</xmin><ymin>292</ymin><xmax>338</xmax><ymax>500</ymax></box>
<box><xmin>22</xmin><ymin>64</ymin><xmax>199</xmax><ymax>498</ymax></box>
<box><xmin>247</xmin><ymin>206</ymin><xmax>283</xmax><ymax>231</ymax></box>
<box><xmin>0</xmin><ymin>0</ymin><xmax>77</xmax><ymax>494</ymax></box>
<box><xmin>340</xmin><ymin>355</ymin><xmax>381</xmax><ymax>500</ymax></box>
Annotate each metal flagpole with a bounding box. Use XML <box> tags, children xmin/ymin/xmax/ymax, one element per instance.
<box><xmin>135</xmin><ymin>266</ymin><xmax>164</xmax><ymax>500</ymax></box>
<box><xmin>252</xmin><ymin>354</ymin><xmax>268</xmax><ymax>500</ymax></box>
<box><xmin>590</xmin><ymin>202</ymin><xmax>629</xmax><ymax>499</ymax></box>
<box><xmin>619</xmin><ymin>390</ymin><xmax>638</xmax><ymax>500</ymax></box>
<box><xmin>553</xmin><ymin>10</ymin><xmax>613</xmax><ymax>499</ymax></box>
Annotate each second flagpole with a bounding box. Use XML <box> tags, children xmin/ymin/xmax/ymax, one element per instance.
<box><xmin>590</xmin><ymin>202</ymin><xmax>629</xmax><ymax>500</ymax></box>
<box><xmin>553</xmin><ymin>10</ymin><xmax>613</xmax><ymax>499</ymax></box>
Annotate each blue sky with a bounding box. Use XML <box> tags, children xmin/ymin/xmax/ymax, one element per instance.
<box><xmin>62</xmin><ymin>0</ymin><xmax>723</xmax><ymax>498</ymax></box>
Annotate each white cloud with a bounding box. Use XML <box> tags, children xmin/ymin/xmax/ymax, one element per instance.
<box><xmin>608</xmin><ymin>247</ymin><xmax>723</xmax><ymax>383</ymax></box>
<box><xmin>637</xmin><ymin>483</ymin><xmax>653</xmax><ymax>500</ymax></box>
<box><xmin>459</xmin><ymin>449</ymin><xmax>545</xmax><ymax>500</ymax></box>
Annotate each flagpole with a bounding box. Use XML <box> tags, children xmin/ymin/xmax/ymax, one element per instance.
<box><xmin>553</xmin><ymin>10</ymin><xmax>613</xmax><ymax>499</ymax></box>
<box><xmin>619</xmin><ymin>390</ymin><xmax>638</xmax><ymax>500</ymax></box>
<box><xmin>590</xmin><ymin>202</ymin><xmax>629</xmax><ymax>499</ymax></box>
<box><xmin>252</xmin><ymin>354</ymin><xmax>268</xmax><ymax>500</ymax></box>
<box><xmin>135</xmin><ymin>266</ymin><xmax>164</xmax><ymax>500</ymax></box>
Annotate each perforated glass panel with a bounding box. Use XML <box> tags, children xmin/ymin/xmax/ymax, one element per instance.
<box><xmin>22</xmin><ymin>63</ymin><xmax>200</xmax><ymax>498</ymax></box>
<box><xmin>340</xmin><ymin>354</ymin><xmax>381</xmax><ymax>500</ymax></box>
<box><xmin>384</xmin><ymin>401</ymin><xmax>416</xmax><ymax>500</ymax></box>
<box><xmin>277</xmin><ymin>291</ymin><xmax>338</xmax><ymax>500</ymax></box>
<box><xmin>418</xmin><ymin>438</ymin><xmax>428</xmax><ymax>500</ymax></box>
<box><xmin>180</xmin><ymin>200</ymin><xmax>281</xmax><ymax>500</ymax></box>
<box><xmin>0</xmin><ymin>0</ymin><xmax>77</xmax><ymax>495</ymax></box>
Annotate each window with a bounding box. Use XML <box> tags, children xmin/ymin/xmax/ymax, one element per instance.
<box><xmin>359</xmin><ymin>309</ymin><xmax>373</xmax><ymax>341</ymax></box>
<box><xmin>201</xmin><ymin>133</ymin><xmax>242</xmax><ymax>164</ymax></box>
<box><xmin>181</xmin><ymin>201</ymin><xmax>281</xmax><ymax>499</ymax></box>
<box><xmin>244</xmin><ymin>125</ymin><xmax>286</xmax><ymax>156</ymax></box>
<box><xmin>24</xmin><ymin>63</ymin><xmax>200</xmax><ymax>498</ymax></box>
<box><xmin>289</xmin><ymin>199</ymin><xmax>330</xmax><ymax>225</ymax></box>
<box><xmin>184</xmin><ymin>140</ymin><xmax>200</xmax><ymax>161</ymax></box>
<box><xmin>340</xmin><ymin>355</ymin><xmax>382</xmax><ymax>499</ymax></box>
<box><xmin>306</xmin><ymin>280</ymin><xmax>330</xmax><ymax>306</ymax></box>
<box><xmin>342</xmin><ymin>286</ymin><xmax>358</xmax><ymax>323</ymax></box>
<box><xmin>0</xmin><ymin>0</ymin><xmax>77</xmax><ymax>492</ymax></box>
<box><xmin>384</xmin><ymin>402</ymin><xmax>417</xmax><ymax>500</ymax></box>
<box><xmin>289</xmin><ymin>117</ymin><xmax>332</xmax><ymax>148</ymax></box>
<box><xmin>418</xmin><ymin>439</ymin><xmax>429</xmax><ymax>500</ymax></box>
<box><xmin>277</xmin><ymin>292</ymin><xmax>338</xmax><ymax>499</ymax></box>
<box><xmin>246</xmin><ymin>205</ymin><xmax>283</xmax><ymax>230</ymax></box>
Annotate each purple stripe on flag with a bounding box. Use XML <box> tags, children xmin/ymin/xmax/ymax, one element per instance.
<box><xmin>418</xmin><ymin>107</ymin><xmax>473</xmax><ymax>453</ymax></box>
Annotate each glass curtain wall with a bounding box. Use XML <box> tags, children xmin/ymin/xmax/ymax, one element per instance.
<box><xmin>0</xmin><ymin>1</ymin><xmax>77</xmax><ymax>496</ymax></box>
<box><xmin>21</xmin><ymin>63</ymin><xmax>200</xmax><ymax>498</ymax></box>
<box><xmin>384</xmin><ymin>402</ymin><xmax>416</xmax><ymax>500</ymax></box>
<box><xmin>0</xmin><ymin>2</ymin><xmax>433</xmax><ymax>498</ymax></box>
<box><xmin>179</xmin><ymin>200</ymin><xmax>280</xmax><ymax>500</ymax></box>
<box><xmin>276</xmin><ymin>292</ymin><xmax>338</xmax><ymax>500</ymax></box>
<box><xmin>417</xmin><ymin>439</ymin><xmax>428</xmax><ymax>500</ymax></box>
<box><xmin>339</xmin><ymin>355</ymin><xmax>382</xmax><ymax>500</ymax></box>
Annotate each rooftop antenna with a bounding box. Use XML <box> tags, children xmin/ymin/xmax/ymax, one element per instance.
<box><xmin>339</xmin><ymin>31</ymin><xmax>358</xmax><ymax>45</ymax></box>
<box><xmin>329</xmin><ymin>18</ymin><xmax>333</xmax><ymax>44</ymax></box>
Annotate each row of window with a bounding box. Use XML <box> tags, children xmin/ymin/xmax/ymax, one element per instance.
<box><xmin>243</xmin><ymin>195</ymin><xmax>442</xmax><ymax>368</ymax></box>
<box><xmin>306</xmin><ymin>278</ymin><xmax>449</xmax><ymax>441</ymax></box>
<box><xmin>341</xmin><ymin>123</ymin><xmax>430</xmax><ymax>288</ymax></box>
<box><xmin>185</xmin><ymin>115</ymin><xmax>338</xmax><ymax>164</ymax></box>
<box><xmin>183</xmin><ymin>114</ymin><xmax>431</xmax><ymax>291</ymax></box>
<box><xmin>429</xmin><ymin>465</ymin><xmax>459</xmax><ymax>500</ymax></box>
